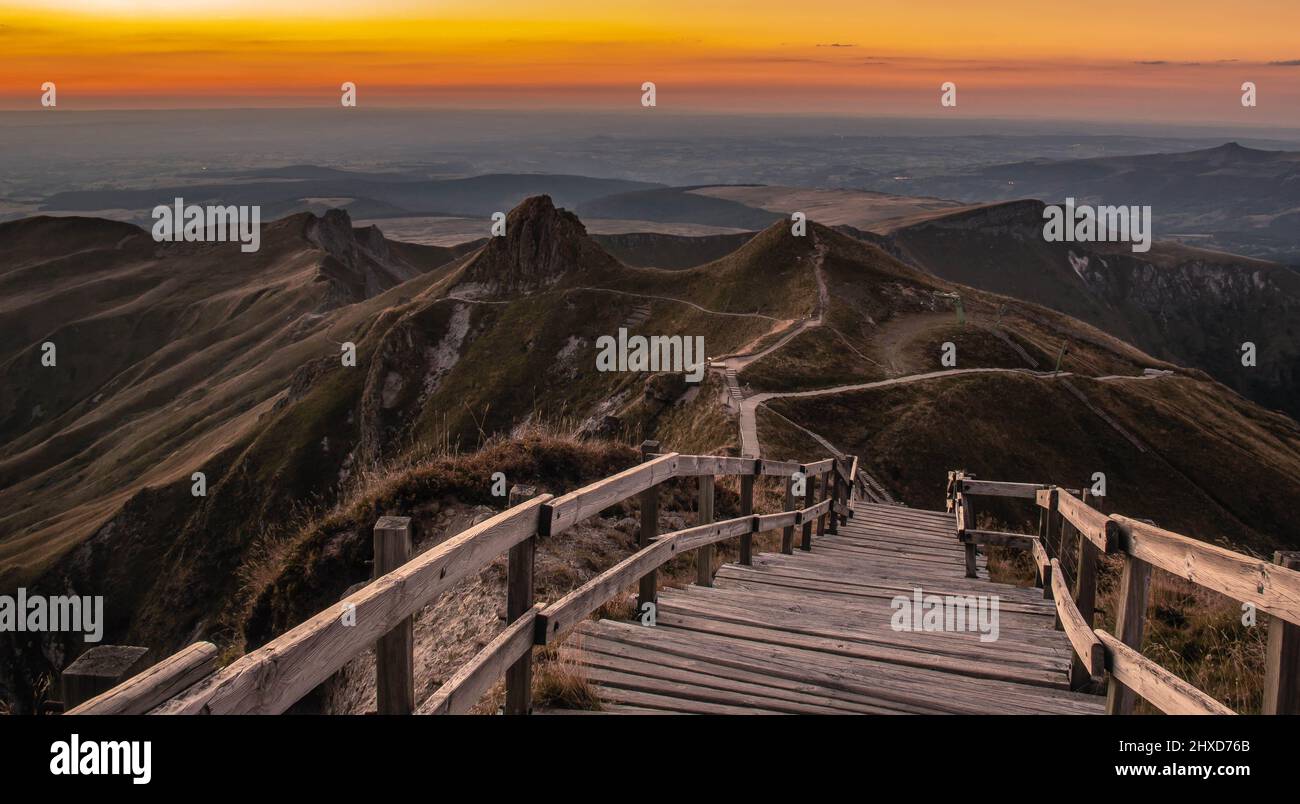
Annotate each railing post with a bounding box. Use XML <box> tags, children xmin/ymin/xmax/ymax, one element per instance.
<box><xmin>1045</xmin><ymin>486</ymin><xmax>1059</xmax><ymax>560</ymax></box>
<box><xmin>826</xmin><ymin>469</ymin><xmax>839</xmax><ymax>535</ymax></box>
<box><xmin>696</xmin><ymin>474</ymin><xmax>715</xmax><ymax>587</ymax></box>
<box><xmin>505</xmin><ymin>484</ymin><xmax>538</xmax><ymax>715</ymax></box>
<box><xmin>1263</xmin><ymin>551</ymin><xmax>1300</xmax><ymax>714</ymax></box>
<box><xmin>781</xmin><ymin>473</ymin><xmax>796</xmax><ymax>554</ymax></box>
<box><xmin>800</xmin><ymin>468</ymin><xmax>816</xmax><ymax>551</ymax></box>
<box><xmin>961</xmin><ymin>486</ymin><xmax>978</xmax><ymax>578</ymax></box>
<box><xmin>739</xmin><ymin>472</ymin><xmax>755</xmax><ymax>565</ymax></box>
<box><xmin>374</xmin><ymin>516</ymin><xmax>414</xmax><ymax>715</ymax></box>
<box><xmin>637</xmin><ymin>440</ymin><xmax>660</xmax><ymax>611</ymax></box>
<box><xmin>1071</xmin><ymin>531</ymin><xmax>1099</xmax><ymax>690</ymax></box>
<box><xmin>61</xmin><ymin>645</ymin><xmax>151</xmax><ymax>711</ymax></box>
<box><xmin>1105</xmin><ymin>554</ymin><xmax>1152</xmax><ymax>714</ymax></box>
<box><xmin>815</xmin><ymin>469</ymin><xmax>828</xmax><ymax>540</ymax></box>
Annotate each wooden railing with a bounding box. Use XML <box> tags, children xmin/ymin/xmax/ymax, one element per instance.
<box><xmin>68</xmin><ymin>444</ymin><xmax>858</xmax><ymax>715</ymax></box>
<box><xmin>948</xmin><ymin>470</ymin><xmax>1300</xmax><ymax>715</ymax></box>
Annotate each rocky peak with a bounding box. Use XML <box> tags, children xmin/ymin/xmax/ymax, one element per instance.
<box><xmin>302</xmin><ymin>209</ymin><xmax>420</xmax><ymax>305</ymax></box>
<box><xmin>455</xmin><ymin>195</ymin><xmax>618</xmax><ymax>297</ymax></box>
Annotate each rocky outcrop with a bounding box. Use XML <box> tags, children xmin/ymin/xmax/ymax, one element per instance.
<box><xmin>453</xmin><ymin>195</ymin><xmax>619</xmax><ymax>298</ymax></box>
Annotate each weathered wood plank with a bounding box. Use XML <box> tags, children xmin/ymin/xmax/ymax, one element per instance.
<box><xmin>961</xmin><ymin>529</ymin><xmax>1036</xmax><ymax>551</ymax></box>
<box><xmin>69</xmin><ymin>642</ymin><xmax>217</xmax><ymax>715</ymax></box>
<box><xmin>1056</xmin><ymin>489</ymin><xmax>1116</xmax><ymax>553</ymax></box>
<box><xmin>959</xmin><ymin>479</ymin><xmax>1046</xmax><ymax>499</ymax></box>
<box><xmin>538</xmin><ymin>538</ymin><xmax>678</xmax><ymax>644</ymax></box>
<box><xmin>738</xmin><ymin>474</ymin><xmax>755</xmax><ymax>566</ymax></box>
<box><xmin>760</xmin><ymin>459</ymin><xmax>802</xmax><ymax>476</ymax></box>
<box><xmin>1049</xmin><ymin>559</ymin><xmax>1103</xmax><ymax>679</ymax></box>
<box><xmin>1115</xmin><ymin>515</ymin><xmax>1300</xmax><ymax>627</ymax></box>
<box><xmin>547</xmin><ymin>452</ymin><xmax>678</xmax><ymax>536</ymax></box>
<box><xmin>672</xmin><ymin>455</ymin><xmax>758</xmax><ymax>477</ymax></box>
<box><xmin>421</xmin><ymin>606</ymin><xmax>541</xmax><ymax>715</ymax></box>
<box><xmin>696</xmin><ymin>475</ymin><xmax>715</xmax><ymax>587</ymax></box>
<box><xmin>1263</xmin><ymin>551</ymin><xmax>1300</xmax><ymax>714</ymax></box>
<box><xmin>1032</xmin><ymin>538</ymin><xmax>1052</xmax><ymax>596</ymax></box>
<box><xmin>1096</xmin><ymin>630</ymin><xmax>1233</xmax><ymax>715</ymax></box>
<box><xmin>154</xmin><ymin>494</ymin><xmax>552</xmax><ymax>715</ymax></box>
<box><xmin>373</xmin><ymin>516</ymin><xmax>414</xmax><ymax>715</ymax></box>
<box><xmin>1105</xmin><ymin>553</ymin><xmax>1151</xmax><ymax>715</ymax></box>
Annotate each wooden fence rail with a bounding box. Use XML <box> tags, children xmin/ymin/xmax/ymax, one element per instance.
<box><xmin>76</xmin><ymin>445</ymin><xmax>851</xmax><ymax>716</ymax></box>
<box><xmin>949</xmin><ymin>469</ymin><xmax>1300</xmax><ymax>715</ymax></box>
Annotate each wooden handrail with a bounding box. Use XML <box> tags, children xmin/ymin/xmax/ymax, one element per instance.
<box><xmin>955</xmin><ymin>469</ymin><xmax>1299</xmax><ymax>714</ymax></box>
<box><xmin>546</xmin><ymin>452</ymin><xmax>679</xmax><ymax>537</ymax></box>
<box><xmin>1049</xmin><ymin>559</ymin><xmax>1103</xmax><ymax>679</ymax></box>
<box><xmin>1095</xmin><ymin>630</ymin><xmax>1234</xmax><ymax>715</ymax></box>
<box><xmin>66</xmin><ymin>642</ymin><xmax>217</xmax><ymax>715</ymax></box>
<box><xmin>155</xmin><ymin>494</ymin><xmax>553</xmax><ymax>714</ymax></box>
<box><xmin>421</xmin><ymin>605</ymin><xmax>543</xmax><ymax>715</ymax></box>
<box><xmin>1113</xmin><ymin>515</ymin><xmax>1300</xmax><ymax>628</ymax></box>
<box><xmin>535</xmin><ymin>496</ymin><xmax>836</xmax><ymax>646</ymax></box>
<box><xmin>89</xmin><ymin>450</ymin><xmax>830</xmax><ymax>715</ymax></box>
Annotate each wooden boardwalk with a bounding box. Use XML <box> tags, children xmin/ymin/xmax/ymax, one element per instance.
<box><xmin>82</xmin><ymin>451</ymin><xmax>1291</xmax><ymax>716</ymax></box>
<box><xmin>562</xmin><ymin>500</ymin><xmax>1106</xmax><ymax>714</ymax></box>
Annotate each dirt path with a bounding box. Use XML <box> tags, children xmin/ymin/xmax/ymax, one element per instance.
<box><xmin>739</xmin><ymin>367</ymin><xmax>1170</xmax><ymax>459</ymax></box>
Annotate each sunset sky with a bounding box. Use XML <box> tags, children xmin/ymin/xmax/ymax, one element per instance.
<box><xmin>3</xmin><ymin>0</ymin><xmax>1300</xmax><ymax>123</ymax></box>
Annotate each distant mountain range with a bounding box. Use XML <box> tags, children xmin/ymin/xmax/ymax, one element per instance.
<box><xmin>874</xmin><ymin>143</ymin><xmax>1300</xmax><ymax>262</ymax></box>
<box><xmin>4</xmin><ymin>195</ymin><xmax>1300</xmax><ymax>711</ymax></box>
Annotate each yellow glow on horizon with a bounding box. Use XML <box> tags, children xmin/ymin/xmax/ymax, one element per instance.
<box><xmin>2</xmin><ymin>1</ymin><xmax>1299</xmax><ymax>119</ymax></box>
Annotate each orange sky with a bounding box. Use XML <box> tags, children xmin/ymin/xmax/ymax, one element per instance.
<box><xmin>3</xmin><ymin>1</ymin><xmax>1300</xmax><ymax>122</ymax></box>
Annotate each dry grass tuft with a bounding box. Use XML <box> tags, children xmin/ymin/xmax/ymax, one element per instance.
<box><xmin>532</xmin><ymin>645</ymin><xmax>604</xmax><ymax>711</ymax></box>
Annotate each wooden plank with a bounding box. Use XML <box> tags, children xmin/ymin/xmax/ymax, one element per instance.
<box><xmin>1071</xmin><ymin>532</ymin><xmax>1099</xmax><ymax>689</ymax></box>
<box><xmin>547</xmin><ymin>451</ymin><xmax>678</xmax><ymax>536</ymax></box>
<box><xmin>803</xmin><ymin>458</ymin><xmax>835</xmax><ymax>475</ymax></box>
<box><xmin>563</xmin><ymin>637</ymin><xmax>908</xmax><ymax>714</ymax></box>
<box><xmin>655</xmin><ymin>610</ymin><xmax>1072</xmax><ymax>689</ymax></box>
<box><xmin>637</xmin><ymin>441</ymin><xmax>660</xmax><ymax>611</ymax></box>
<box><xmin>1056</xmin><ymin>489</ymin><xmax>1116</xmax><ymax>553</ymax></box>
<box><xmin>739</xmin><ymin>474</ymin><xmax>755</xmax><ymax>566</ymax></box>
<box><xmin>373</xmin><ymin>516</ymin><xmax>414</xmax><ymax>715</ymax></box>
<box><xmin>1049</xmin><ymin>559</ymin><xmax>1103</xmax><ymax>679</ymax></box>
<box><xmin>155</xmin><ymin>494</ymin><xmax>551</xmax><ymax>715</ymax></box>
<box><xmin>504</xmin><ymin>485</ymin><xmax>538</xmax><ymax>715</ymax></box>
<box><xmin>538</xmin><ymin>538</ymin><xmax>679</xmax><ymax>644</ymax></box>
<box><xmin>61</xmin><ymin>646</ymin><xmax>151</xmax><ymax>710</ymax></box>
<box><xmin>760</xmin><ymin>459</ymin><xmax>802</xmax><ymax>476</ymax></box>
<box><xmin>583</xmin><ymin>620</ymin><xmax>1102</xmax><ymax>715</ymax></box>
<box><xmin>673</xmin><ymin>517</ymin><xmax>755</xmax><ymax>553</ymax></box>
<box><xmin>960</xmin><ymin>479</ymin><xmax>1046</xmax><ymax>499</ymax></box>
<box><xmin>673</xmin><ymin>455</ymin><xmax>757</xmax><ymax>476</ymax></box>
<box><xmin>801</xmin><ymin>471</ymin><xmax>816</xmax><ymax>551</ymax></box>
<box><xmin>580</xmin><ymin>665</ymin><xmax>850</xmax><ymax>715</ymax></box>
<box><xmin>421</xmin><ymin>606</ymin><xmax>541</xmax><ymax>715</ymax></box>
<box><xmin>68</xmin><ymin>643</ymin><xmax>217</xmax><ymax>715</ymax></box>
<box><xmin>961</xmin><ymin>529</ymin><xmax>1036</xmax><ymax>551</ymax></box>
<box><xmin>656</xmin><ymin>592</ymin><xmax>1067</xmax><ymax>672</ymax></box>
<box><xmin>781</xmin><ymin>476</ymin><xmax>796</xmax><ymax>554</ymax></box>
<box><xmin>1096</xmin><ymin>630</ymin><xmax>1234</xmax><ymax>715</ymax></box>
<box><xmin>756</xmin><ymin>510</ymin><xmax>798</xmax><ymax>533</ymax></box>
<box><xmin>696</xmin><ymin>475</ymin><xmax>715</xmax><ymax>587</ymax></box>
<box><xmin>1031</xmin><ymin>538</ymin><xmax>1052</xmax><ymax>597</ymax></box>
<box><xmin>1105</xmin><ymin>554</ymin><xmax>1151</xmax><ymax>715</ymax></box>
<box><xmin>1115</xmin><ymin>515</ymin><xmax>1300</xmax><ymax>627</ymax></box>
<box><xmin>1263</xmin><ymin>550</ymin><xmax>1300</xmax><ymax>714</ymax></box>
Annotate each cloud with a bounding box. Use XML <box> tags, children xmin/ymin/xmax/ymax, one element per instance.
<box><xmin>1268</xmin><ymin>59</ymin><xmax>1300</xmax><ymax>66</ymax></box>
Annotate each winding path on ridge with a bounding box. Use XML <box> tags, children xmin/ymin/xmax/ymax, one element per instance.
<box><xmin>739</xmin><ymin>367</ymin><xmax>1172</xmax><ymax>460</ymax></box>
